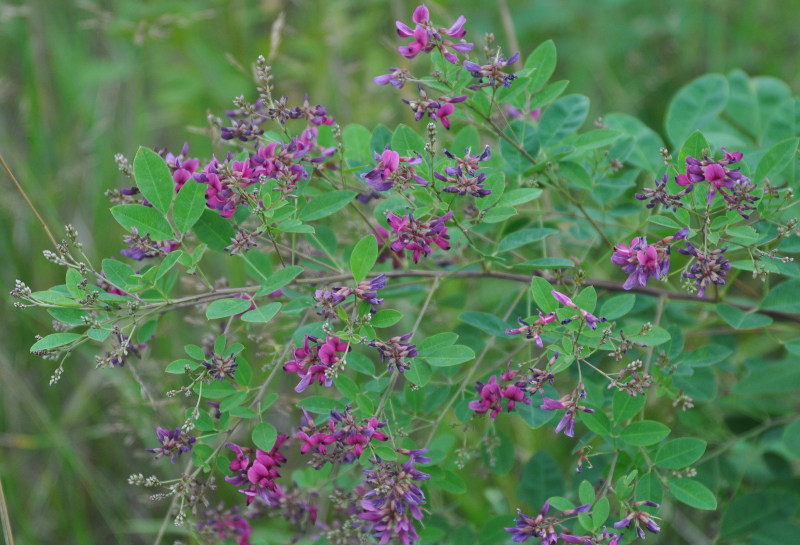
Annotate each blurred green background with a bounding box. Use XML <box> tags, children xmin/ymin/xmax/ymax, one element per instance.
<box><xmin>1</xmin><ymin>0</ymin><xmax>798</xmax><ymax>543</ymax></box>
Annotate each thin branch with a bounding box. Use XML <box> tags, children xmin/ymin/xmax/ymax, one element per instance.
<box><xmin>1</xmin><ymin>151</ymin><xmax>59</xmax><ymax>249</ymax></box>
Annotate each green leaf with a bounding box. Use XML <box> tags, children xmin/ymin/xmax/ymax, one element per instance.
<box><xmin>715</xmin><ymin>303</ymin><xmax>773</xmax><ymax>329</ymax></box>
<box><xmin>600</xmin><ymin>294</ymin><xmax>636</xmax><ymax>320</ymax></box>
<box><xmin>755</xmin><ymin>137</ymin><xmax>799</xmax><ymax>182</ymax></box>
<box><xmin>342</xmin><ymin>124</ymin><xmax>372</xmax><ymax>164</ymax></box>
<box><xmin>760</xmin><ymin>279</ymin><xmax>800</xmax><ymax>314</ymax></box>
<box><xmin>251</xmin><ymin>422</ymin><xmax>278</xmax><ymax>451</ymax></box>
<box><xmin>30</xmin><ymin>332</ymin><xmax>82</xmax><ymax>352</ymax></box>
<box><xmin>733</xmin><ymin>360</ymin><xmax>800</xmax><ymax>394</ymax></box>
<box><xmin>371</xmin><ymin>309</ymin><xmax>403</xmax><ymax>328</ymax></box>
<box><xmin>539</xmin><ymin>94</ymin><xmax>589</xmax><ymax>146</ymax></box>
<box><xmin>256</xmin><ymin>266</ymin><xmax>304</xmax><ymax>296</ymax></box>
<box><xmin>497</xmin><ymin>188</ymin><xmax>542</xmax><ymax>207</ymax></box>
<box><xmin>667</xmin><ymin>478</ymin><xmax>717</xmax><ymax>510</ymax></box>
<box><xmin>334</xmin><ymin>374</ymin><xmax>359</xmax><ymax>400</ymax></box>
<box><xmin>620</xmin><ymin>420</ymin><xmax>670</xmax><ymax>446</ymax></box>
<box><xmin>459</xmin><ymin>311</ymin><xmax>510</xmax><ymax>336</ymax></box>
<box><xmin>529</xmin><ymin>80</ymin><xmax>569</xmax><ymax>110</ymax></box>
<box><xmin>193</xmin><ymin>208</ymin><xmax>236</xmax><ymax>252</ymax></box>
<box><xmin>635</xmin><ymin>472</ymin><xmax>663</xmax><ymax>506</ymax></box>
<box><xmin>417</xmin><ymin>332</ymin><xmax>458</xmax><ymax>354</ymax></box>
<box><xmin>206</xmin><ymin>298</ymin><xmax>252</xmax><ymax>319</ymax></box>
<box><xmin>592</xmin><ymin>497</ymin><xmax>610</xmax><ymax>529</ymax></box>
<box><xmin>721</xmin><ymin>492</ymin><xmax>798</xmax><ymax>538</ymax></box>
<box><xmin>423</xmin><ymin>345</ymin><xmax>475</xmax><ymax>367</ymax></box>
<box><xmin>578</xmin><ymin>409</ymin><xmax>611</xmax><ymax>436</ymax></box>
<box><xmin>530</xmin><ymin>277</ymin><xmax>558</xmax><ymax>313</ymax></box>
<box><xmin>350</xmin><ymin>235</ymin><xmax>378</xmax><ymax>283</ymax></box>
<box><xmin>524</xmin><ymin>40</ymin><xmax>557</xmax><ymax>92</ymax></box>
<box><xmin>665</xmin><ymin>74</ymin><xmax>729</xmax><ymax>147</ymax></box>
<box><xmin>154</xmin><ymin>250</ymin><xmax>183</xmax><ymax>282</ymax></box>
<box><xmin>680</xmin><ymin>344</ymin><xmax>732</xmax><ymax>367</ymax></box>
<box><xmin>605</xmin><ymin>113</ymin><xmax>665</xmax><ymax>172</ymax></box>
<box><xmin>500</xmin><ymin>120</ymin><xmax>540</xmax><ymax>174</ymax></box>
<box><xmin>133</xmin><ymin>146</ymin><xmax>174</xmax><ymax>215</ymax></box>
<box><xmin>579</xmin><ymin>480</ymin><xmax>595</xmax><ymax>505</ymax></box>
<box><xmin>498</xmin><ymin>228</ymin><xmax>558</xmax><ymax>253</ymax></box>
<box><xmin>655</xmin><ymin>438</ymin><xmax>706</xmax><ymax>469</ymax></box>
<box><xmin>628</xmin><ymin>326</ymin><xmax>671</xmax><ymax>346</ymax></box>
<box><xmin>173</xmin><ymin>179</ymin><xmax>208</xmax><ymax>233</ymax></box>
<box><xmin>111</xmin><ymin>204</ymin><xmax>174</xmax><ymax>241</ymax></box>
<box><xmin>612</xmin><ymin>390</ymin><xmax>646</xmax><ymax>423</ymax></box>
<box><xmin>241</xmin><ymin>302</ymin><xmax>282</xmax><ymax>323</ymax></box>
<box><xmin>517</xmin><ymin>451</ymin><xmax>564</xmax><ymax>508</ymax></box>
<box><xmin>573</xmin><ymin>285</ymin><xmax>597</xmax><ymax>313</ymax></box>
<box><xmin>101</xmin><ymin>259</ymin><xmax>134</xmax><ymax>290</ymax></box>
<box><xmin>391</xmin><ymin>123</ymin><xmax>426</xmax><ymax>156</ymax></box>
<box><xmin>299</xmin><ymin>191</ymin><xmax>356</xmax><ymax>221</ymax></box>
<box><xmin>165</xmin><ymin>358</ymin><xmax>201</xmax><ymax>374</ymax></box>
<box><xmin>405</xmin><ymin>359</ymin><xmax>432</xmax><ymax>387</ymax></box>
<box><xmin>782</xmin><ymin>419</ymin><xmax>800</xmax><ymax>459</ymax></box>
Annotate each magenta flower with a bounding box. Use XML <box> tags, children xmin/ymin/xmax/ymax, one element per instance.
<box><xmin>224</xmin><ymin>434</ymin><xmax>289</xmax><ymax>505</ymax></box>
<box><xmin>505</xmin><ymin>501</ymin><xmax>592</xmax><ymax>543</ymax></box>
<box><xmin>396</xmin><ymin>5</ymin><xmax>473</xmax><ymax>64</ymax></box>
<box><xmin>402</xmin><ymin>85</ymin><xmax>467</xmax><ymax>131</ymax></box>
<box><xmin>469</xmin><ymin>367</ymin><xmax>536</xmax><ymax>419</ymax></box>
<box><xmin>196</xmin><ymin>505</ymin><xmax>253</xmax><ymax>545</ymax></box>
<box><xmin>611</xmin><ymin>228</ymin><xmax>687</xmax><ymax>290</ymax></box>
<box><xmin>282</xmin><ymin>335</ymin><xmax>349</xmax><ymax>392</ymax></box>
<box><xmin>362</xmin><ymin>147</ymin><xmax>428</xmax><ymax>191</ymax></box>
<box><xmin>506</xmin><ymin>312</ymin><xmax>557</xmax><ymax>347</ymax></box>
<box><xmin>551</xmin><ymin>290</ymin><xmax>606</xmax><ymax>330</ymax></box>
<box><xmin>675</xmin><ymin>147</ymin><xmax>758</xmax><ymax>217</ymax></box>
<box><xmin>386</xmin><ymin>210</ymin><xmax>453</xmax><ymax>263</ymax></box>
<box><xmin>374</xmin><ymin>66</ymin><xmax>412</xmax><ymax>88</ymax></box>
<box><xmin>540</xmin><ymin>389</ymin><xmax>595</xmax><ymax>438</ymax></box>
<box><xmin>463</xmin><ymin>51</ymin><xmax>521</xmax><ymax>89</ymax></box>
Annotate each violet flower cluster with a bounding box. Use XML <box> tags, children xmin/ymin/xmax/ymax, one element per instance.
<box><xmin>470</xmin><ymin>359</ymin><xmax>557</xmax><ymax>419</ymax></box>
<box><xmin>314</xmin><ymin>274</ymin><xmax>387</xmax><ymax>318</ymax></box>
<box><xmin>297</xmin><ymin>407</ymin><xmax>388</xmax><ymax>464</ymax></box>
<box><xmin>463</xmin><ymin>51</ymin><xmax>521</xmax><ymax>90</ymax></box>
<box><xmin>197</xmin><ymin>505</ymin><xmax>252</xmax><ymax>545</ymax></box>
<box><xmin>146</xmin><ymin>426</ymin><xmax>196</xmax><ymax>463</ymax></box>
<box><xmin>224</xmin><ymin>434</ymin><xmax>289</xmax><ymax>505</ymax></box>
<box><xmin>613</xmin><ymin>502</ymin><xmax>661</xmax><ymax>540</ymax></box>
<box><xmin>282</xmin><ymin>335</ymin><xmax>350</xmax><ymax>393</ymax></box>
<box><xmin>396</xmin><ymin>5</ymin><xmax>473</xmax><ymax>64</ymax></box>
<box><xmin>362</xmin><ymin>147</ymin><xmax>428</xmax><ymax>192</ymax></box>
<box><xmin>676</xmin><ymin>147</ymin><xmax>759</xmax><ymax>218</ymax></box>
<box><xmin>540</xmin><ymin>387</ymin><xmax>596</xmax><ymax>438</ymax></box>
<box><xmin>611</xmin><ymin>228</ymin><xmax>688</xmax><ymax>290</ymax></box>
<box><xmin>359</xmin><ymin>449</ymin><xmax>431</xmax><ymax>545</ymax></box>
<box><xmin>402</xmin><ymin>84</ymin><xmax>467</xmax><ymax>130</ymax></box>
<box><xmin>369</xmin><ymin>332</ymin><xmax>418</xmax><ymax>373</ymax></box>
<box><xmin>386</xmin><ymin>210</ymin><xmax>454</xmax><ymax>263</ymax></box>
<box><xmin>505</xmin><ymin>501</ymin><xmax>592</xmax><ymax>544</ymax></box>
<box><xmin>506</xmin><ymin>311</ymin><xmax>558</xmax><ymax>347</ymax></box>
<box><xmin>434</xmin><ymin>146</ymin><xmax>492</xmax><ymax>197</ymax></box>
<box><xmin>679</xmin><ymin>241</ymin><xmax>732</xmax><ymax>297</ymax></box>
<box><xmin>552</xmin><ymin>290</ymin><xmax>606</xmax><ymax>330</ymax></box>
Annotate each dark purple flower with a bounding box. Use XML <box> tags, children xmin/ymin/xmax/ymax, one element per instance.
<box><xmin>675</xmin><ymin>147</ymin><xmax>758</xmax><ymax>217</ymax></box>
<box><xmin>540</xmin><ymin>389</ymin><xmax>595</xmax><ymax>438</ymax></box>
<box><xmin>374</xmin><ymin>67</ymin><xmax>412</xmax><ymax>88</ymax></box>
<box><xmin>679</xmin><ymin>242</ymin><xmax>731</xmax><ymax>297</ymax></box>
<box><xmin>197</xmin><ymin>504</ymin><xmax>252</xmax><ymax>545</ymax></box>
<box><xmin>386</xmin><ymin>210</ymin><xmax>453</xmax><ymax>263</ymax></box>
<box><xmin>369</xmin><ymin>332</ymin><xmax>418</xmax><ymax>373</ymax></box>
<box><xmin>146</xmin><ymin>426</ymin><xmax>196</xmax><ymax>463</ymax></box>
<box><xmin>283</xmin><ymin>335</ymin><xmax>349</xmax><ymax>392</ymax></box>
<box><xmin>396</xmin><ymin>5</ymin><xmax>473</xmax><ymax>64</ymax></box>
<box><xmin>464</xmin><ymin>52</ymin><xmax>520</xmax><ymax>89</ymax></box>
<box><xmin>362</xmin><ymin>147</ymin><xmax>427</xmax><ymax>191</ymax></box>
<box><xmin>611</xmin><ymin>230</ymin><xmax>687</xmax><ymax>290</ymax></box>
<box><xmin>402</xmin><ymin>85</ymin><xmax>466</xmax><ymax>131</ymax></box>
<box><xmin>506</xmin><ymin>312</ymin><xmax>557</xmax><ymax>348</ymax></box>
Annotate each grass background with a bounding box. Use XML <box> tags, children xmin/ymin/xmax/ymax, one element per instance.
<box><xmin>1</xmin><ymin>0</ymin><xmax>798</xmax><ymax>543</ymax></box>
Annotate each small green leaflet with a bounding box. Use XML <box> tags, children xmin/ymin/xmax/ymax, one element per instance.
<box><xmin>30</xmin><ymin>332</ymin><xmax>82</xmax><ymax>352</ymax></box>
<box><xmin>111</xmin><ymin>204</ymin><xmax>174</xmax><ymax>241</ymax></box>
<box><xmin>206</xmin><ymin>298</ymin><xmax>252</xmax><ymax>319</ymax></box>
<box><xmin>350</xmin><ymin>235</ymin><xmax>378</xmax><ymax>283</ymax></box>
<box><xmin>133</xmin><ymin>146</ymin><xmax>174</xmax><ymax>215</ymax></box>
<box><xmin>173</xmin><ymin>179</ymin><xmax>208</xmax><ymax>233</ymax></box>
<box><xmin>299</xmin><ymin>191</ymin><xmax>356</xmax><ymax>221</ymax></box>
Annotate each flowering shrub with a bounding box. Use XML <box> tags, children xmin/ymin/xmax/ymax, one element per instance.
<box><xmin>10</xmin><ymin>4</ymin><xmax>800</xmax><ymax>545</ymax></box>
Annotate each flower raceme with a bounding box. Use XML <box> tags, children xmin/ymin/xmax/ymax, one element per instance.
<box><xmin>505</xmin><ymin>501</ymin><xmax>592</xmax><ymax>543</ymax></box>
<box><xmin>396</xmin><ymin>4</ymin><xmax>474</xmax><ymax>64</ymax></box>
<box><xmin>551</xmin><ymin>290</ymin><xmax>606</xmax><ymax>330</ymax></box>
<box><xmin>401</xmin><ymin>85</ymin><xmax>467</xmax><ymax>131</ymax></box>
<box><xmin>463</xmin><ymin>52</ymin><xmax>521</xmax><ymax>89</ymax></box>
<box><xmin>282</xmin><ymin>335</ymin><xmax>350</xmax><ymax>393</ymax></box>
<box><xmin>675</xmin><ymin>147</ymin><xmax>759</xmax><ymax>217</ymax></box>
<box><xmin>224</xmin><ymin>435</ymin><xmax>289</xmax><ymax>505</ymax></box>
<box><xmin>611</xmin><ymin>228</ymin><xmax>689</xmax><ymax>289</ymax></box>
<box><xmin>362</xmin><ymin>147</ymin><xmax>428</xmax><ymax>191</ymax></box>
<box><xmin>386</xmin><ymin>210</ymin><xmax>454</xmax><ymax>263</ymax></box>
<box><xmin>297</xmin><ymin>407</ymin><xmax>388</xmax><ymax>463</ymax></box>
<box><xmin>146</xmin><ymin>426</ymin><xmax>196</xmax><ymax>463</ymax></box>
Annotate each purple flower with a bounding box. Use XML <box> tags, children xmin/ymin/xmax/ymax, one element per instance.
<box><xmin>612</xmin><ymin>232</ymin><xmax>682</xmax><ymax>290</ymax></box>
<box><xmin>374</xmin><ymin>67</ymin><xmax>412</xmax><ymax>88</ymax></box>
<box><xmin>386</xmin><ymin>210</ymin><xmax>453</xmax><ymax>263</ymax></box>
<box><xmin>679</xmin><ymin>242</ymin><xmax>731</xmax><ymax>297</ymax></box>
<box><xmin>464</xmin><ymin>51</ymin><xmax>520</xmax><ymax>89</ymax></box>
<box><xmin>635</xmin><ymin>173</ymin><xmax>693</xmax><ymax>211</ymax></box>
<box><xmin>196</xmin><ymin>505</ymin><xmax>253</xmax><ymax>545</ymax></box>
<box><xmin>675</xmin><ymin>147</ymin><xmax>758</xmax><ymax>217</ymax></box>
<box><xmin>146</xmin><ymin>427</ymin><xmax>196</xmax><ymax>463</ymax></box>
<box><xmin>369</xmin><ymin>332</ymin><xmax>418</xmax><ymax>373</ymax></box>
<box><xmin>396</xmin><ymin>5</ymin><xmax>473</xmax><ymax>64</ymax></box>
<box><xmin>283</xmin><ymin>335</ymin><xmax>349</xmax><ymax>392</ymax></box>
<box><xmin>614</xmin><ymin>507</ymin><xmax>661</xmax><ymax>539</ymax></box>
<box><xmin>540</xmin><ymin>389</ymin><xmax>595</xmax><ymax>438</ymax></box>
<box><xmin>402</xmin><ymin>85</ymin><xmax>467</xmax><ymax>131</ymax></box>
<box><xmin>551</xmin><ymin>290</ymin><xmax>606</xmax><ymax>330</ymax></box>
<box><xmin>362</xmin><ymin>147</ymin><xmax>427</xmax><ymax>191</ymax></box>
<box><xmin>506</xmin><ymin>312</ymin><xmax>557</xmax><ymax>347</ymax></box>
<box><xmin>359</xmin><ymin>449</ymin><xmax>430</xmax><ymax>545</ymax></box>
